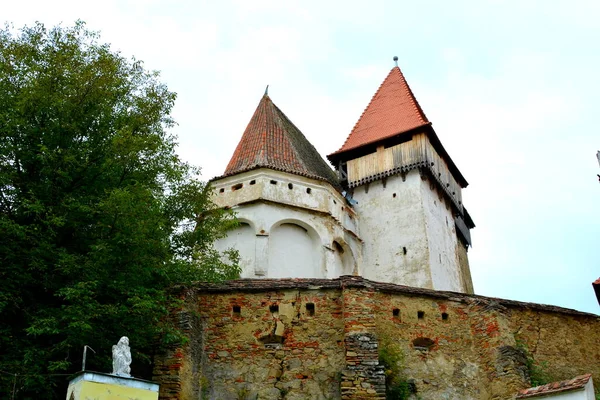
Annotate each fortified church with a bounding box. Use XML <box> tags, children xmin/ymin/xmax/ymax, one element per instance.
<box><xmin>212</xmin><ymin>60</ymin><xmax>474</xmax><ymax>294</ymax></box>
<box><xmin>152</xmin><ymin>62</ymin><xmax>600</xmax><ymax>400</ymax></box>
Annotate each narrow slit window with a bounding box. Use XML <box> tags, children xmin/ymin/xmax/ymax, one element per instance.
<box><xmin>306</xmin><ymin>188</ymin><xmax>312</xmax><ymax>194</ymax></box>
<box><xmin>306</xmin><ymin>303</ymin><xmax>315</xmax><ymax>316</ymax></box>
<box><xmin>219</xmin><ymin>188</ymin><xmax>225</xmax><ymax>193</ymax></box>
<box><xmin>249</xmin><ymin>180</ymin><xmax>256</xmax><ymax>185</ymax></box>
<box><xmin>270</xmin><ymin>180</ymin><xmax>277</xmax><ymax>185</ymax></box>
<box><xmin>288</xmin><ymin>183</ymin><xmax>293</xmax><ymax>189</ymax></box>
<box><xmin>232</xmin><ymin>183</ymin><xmax>243</xmax><ymax>191</ymax></box>
<box><xmin>418</xmin><ymin>311</ymin><xmax>425</xmax><ymax>319</ymax></box>
<box><xmin>441</xmin><ymin>312</ymin><xmax>449</xmax><ymax>321</ymax></box>
<box><xmin>393</xmin><ymin>308</ymin><xmax>400</xmax><ymax>318</ymax></box>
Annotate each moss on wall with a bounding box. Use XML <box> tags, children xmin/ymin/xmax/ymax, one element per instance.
<box><xmin>154</xmin><ymin>277</ymin><xmax>600</xmax><ymax>400</ymax></box>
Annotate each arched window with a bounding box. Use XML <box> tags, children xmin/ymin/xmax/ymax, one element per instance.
<box><xmin>268</xmin><ymin>222</ymin><xmax>320</xmax><ymax>278</ymax></box>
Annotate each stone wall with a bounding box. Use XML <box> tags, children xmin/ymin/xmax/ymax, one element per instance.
<box><xmin>154</xmin><ymin>277</ymin><xmax>600</xmax><ymax>400</ymax></box>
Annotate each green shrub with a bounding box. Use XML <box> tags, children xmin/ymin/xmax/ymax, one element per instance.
<box><xmin>378</xmin><ymin>335</ymin><xmax>412</xmax><ymax>400</ymax></box>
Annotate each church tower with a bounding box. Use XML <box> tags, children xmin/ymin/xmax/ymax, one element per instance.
<box><xmin>212</xmin><ymin>62</ymin><xmax>474</xmax><ymax>294</ymax></box>
<box><xmin>211</xmin><ymin>92</ymin><xmax>361</xmax><ymax>279</ymax></box>
<box><xmin>328</xmin><ymin>62</ymin><xmax>475</xmax><ymax>293</ymax></box>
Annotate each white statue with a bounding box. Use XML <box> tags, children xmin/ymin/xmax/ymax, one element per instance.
<box><xmin>111</xmin><ymin>336</ymin><xmax>132</xmax><ymax>377</ymax></box>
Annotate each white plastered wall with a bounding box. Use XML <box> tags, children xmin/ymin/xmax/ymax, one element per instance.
<box><xmin>214</xmin><ymin>222</ymin><xmax>256</xmax><ymax>277</ymax></box>
<box><xmin>352</xmin><ymin>170</ymin><xmax>433</xmax><ymax>288</ymax></box>
<box><xmin>212</xmin><ymin>169</ymin><xmax>361</xmax><ymax>279</ymax></box>
<box><xmin>212</xmin><ymin>167</ymin><xmax>468</xmax><ymax>292</ymax></box>
<box><xmin>351</xmin><ymin>169</ymin><xmax>466</xmax><ymax>292</ymax></box>
<box><xmin>419</xmin><ymin>175</ymin><xmax>464</xmax><ymax>292</ymax></box>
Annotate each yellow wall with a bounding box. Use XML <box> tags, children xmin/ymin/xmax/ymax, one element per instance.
<box><xmin>67</xmin><ymin>379</ymin><xmax>158</xmax><ymax>400</ymax></box>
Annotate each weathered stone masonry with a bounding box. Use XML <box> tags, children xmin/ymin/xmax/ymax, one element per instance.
<box><xmin>154</xmin><ymin>276</ymin><xmax>600</xmax><ymax>400</ymax></box>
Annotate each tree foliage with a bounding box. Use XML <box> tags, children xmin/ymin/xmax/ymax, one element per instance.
<box><xmin>0</xmin><ymin>21</ymin><xmax>239</xmax><ymax>398</ymax></box>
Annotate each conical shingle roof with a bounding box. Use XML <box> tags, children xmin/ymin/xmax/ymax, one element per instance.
<box><xmin>224</xmin><ymin>94</ymin><xmax>339</xmax><ymax>188</ymax></box>
<box><xmin>329</xmin><ymin>66</ymin><xmax>430</xmax><ymax>157</ymax></box>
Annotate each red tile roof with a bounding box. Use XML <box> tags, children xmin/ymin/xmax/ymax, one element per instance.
<box><xmin>223</xmin><ymin>94</ymin><xmax>339</xmax><ymax>187</ymax></box>
<box><xmin>329</xmin><ymin>66</ymin><xmax>430</xmax><ymax>157</ymax></box>
<box><xmin>516</xmin><ymin>374</ymin><xmax>592</xmax><ymax>398</ymax></box>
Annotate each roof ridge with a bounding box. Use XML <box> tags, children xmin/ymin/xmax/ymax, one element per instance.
<box><xmin>397</xmin><ymin>66</ymin><xmax>429</xmax><ymax>124</ymax></box>
<box><xmin>337</xmin><ymin>68</ymin><xmax>396</xmax><ymax>152</ymax></box>
<box><xmin>271</xmin><ymin>100</ymin><xmax>309</xmax><ymax>171</ymax></box>
<box><xmin>256</xmin><ymin>95</ymin><xmax>269</xmax><ymax>167</ymax></box>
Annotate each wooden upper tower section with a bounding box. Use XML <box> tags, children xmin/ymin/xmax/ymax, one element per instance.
<box><xmin>328</xmin><ymin>62</ymin><xmax>474</xmax><ymax>246</ymax></box>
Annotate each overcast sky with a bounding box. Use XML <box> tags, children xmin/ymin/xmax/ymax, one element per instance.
<box><xmin>5</xmin><ymin>0</ymin><xmax>599</xmax><ymax>313</ymax></box>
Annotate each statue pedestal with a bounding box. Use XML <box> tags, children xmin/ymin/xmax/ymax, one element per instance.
<box><xmin>66</xmin><ymin>371</ymin><xmax>159</xmax><ymax>400</ymax></box>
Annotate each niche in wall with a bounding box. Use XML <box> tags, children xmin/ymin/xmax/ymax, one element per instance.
<box><xmin>268</xmin><ymin>222</ymin><xmax>320</xmax><ymax>278</ymax></box>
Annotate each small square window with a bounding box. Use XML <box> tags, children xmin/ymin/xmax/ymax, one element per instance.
<box><xmin>417</xmin><ymin>311</ymin><xmax>425</xmax><ymax>319</ymax></box>
<box><xmin>306</xmin><ymin>303</ymin><xmax>315</xmax><ymax>316</ymax></box>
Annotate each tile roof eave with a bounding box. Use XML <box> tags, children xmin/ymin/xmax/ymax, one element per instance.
<box><xmin>210</xmin><ymin>164</ymin><xmax>343</xmax><ymax>192</ymax></box>
<box><xmin>516</xmin><ymin>387</ymin><xmax>586</xmax><ymax>399</ymax></box>
<box><xmin>327</xmin><ymin>122</ymin><xmax>431</xmax><ymax>159</ymax></box>
<box><xmin>516</xmin><ymin>374</ymin><xmax>592</xmax><ymax>399</ymax></box>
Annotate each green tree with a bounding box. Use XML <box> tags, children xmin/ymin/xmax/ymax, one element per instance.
<box><xmin>0</xmin><ymin>21</ymin><xmax>239</xmax><ymax>398</ymax></box>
